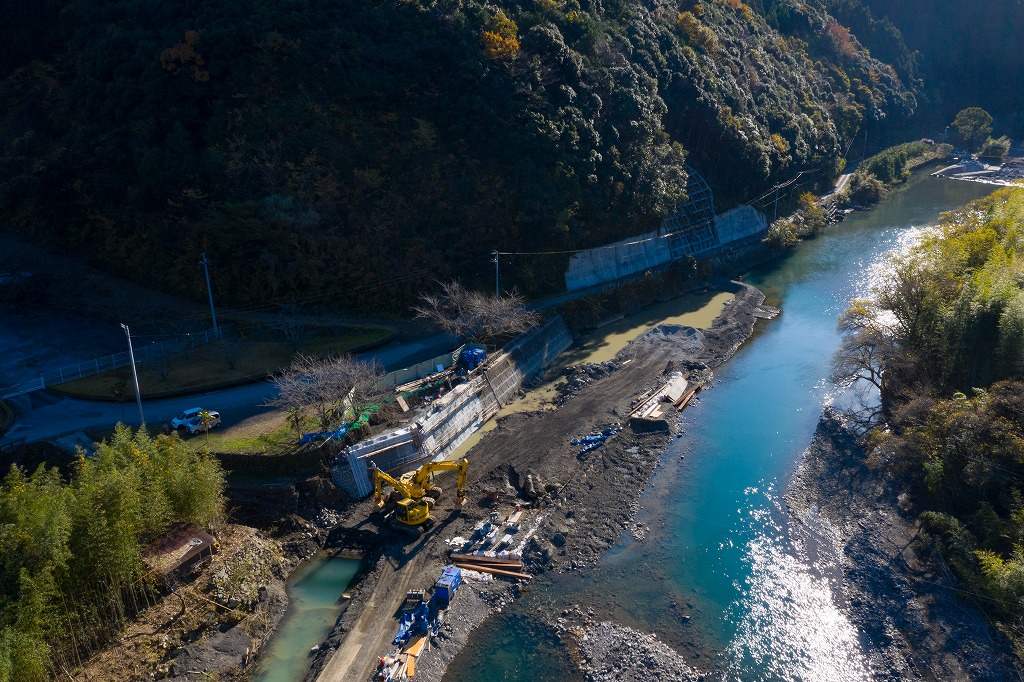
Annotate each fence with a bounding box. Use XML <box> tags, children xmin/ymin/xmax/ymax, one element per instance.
<box><xmin>1</xmin><ymin>326</ymin><xmax>232</xmax><ymax>400</ymax></box>
<box><xmin>382</xmin><ymin>344</ymin><xmax>484</xmax><ymax>389</ymax></box>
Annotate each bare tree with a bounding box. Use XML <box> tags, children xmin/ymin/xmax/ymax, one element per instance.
<box><xmin>220</xmin><ymin>335</ymin><xmax>247</xmax><ymax>370</ymax></box>
<box><xmin>831</xmin><ymin>300</ymin><xmax>898</xmax><ymax>430</ymax></box>
<box><xmin>275</xmin><ymin>303</ymin><xmax>308</xmax><ymax>351</ymax></box>
<box><xmin>268</xmin><ymin>354</ymin><xmax>388</xmax><ymax>432</ymax></box>
<box><xmin>413</xmin><ymin>280</ymin><xmax>540</xmax><ymax>345</ymax></box>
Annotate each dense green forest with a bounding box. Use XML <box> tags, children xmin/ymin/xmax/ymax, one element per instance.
<box><xmin>1</xmin><ymin>0</ymin><xmax>922</xmax><ymax>309</ymax></box>
<box><xmin>0</xmin><ymin>427</ymin><xmax>224</xmax><ymax>681</ymax></box>
<box><xmin>836</xmin><ymin>187</ymin><xmax>1024</xmax><ymax>643</ymax></box>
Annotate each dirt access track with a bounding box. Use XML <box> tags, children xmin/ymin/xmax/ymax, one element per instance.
<box><xmin>310</xmin><ymin>280</ymin><xmax>768</xmax><ymax>682</ymax></box>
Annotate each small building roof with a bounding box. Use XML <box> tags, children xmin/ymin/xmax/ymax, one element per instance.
<box><xmin>142</xmin><ymin>523</ymin><xmax>217</xmax><ymax>576</ymax></box>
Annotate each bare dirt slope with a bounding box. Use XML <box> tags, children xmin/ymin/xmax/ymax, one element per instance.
<box><xmin>310</xmin><ymin>280</ymin><xmax>766</xmax><ymax>681</ymax></box>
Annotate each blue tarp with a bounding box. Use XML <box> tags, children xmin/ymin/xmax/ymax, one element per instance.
<box><xmin>572</xmin><ymin>425</ymin><xmax>621</xmax><ymax>455</ymax></box>
<box><xmin>393</xmin><ymin>601</ymin><xmax>430</xmax><ymax>646</ymax></box>
<box><xmin>298</xmin><ymin>424</ymin><xmax>349</xmax><ymax>444</ymax></box>
<box><xmin>460</xmin><ymin>347</ymin><xmax>487</xmax><ymax>370</ymax></box>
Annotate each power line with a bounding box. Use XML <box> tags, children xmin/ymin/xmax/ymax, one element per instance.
<box><xmin>149</xmin><ymin>254</ymin><xmax>481</xmax><ymax>324</ymax></box>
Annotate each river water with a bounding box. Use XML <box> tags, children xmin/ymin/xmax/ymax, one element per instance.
<box><xmin>443</xmin><ymin>174</ymin><xmax>995</xmax><ymax>681</ymax></box>
<box><xmin>253</xmin><ymin>555</ymin><xmax>362</xmax><ymax>682</ymax></box>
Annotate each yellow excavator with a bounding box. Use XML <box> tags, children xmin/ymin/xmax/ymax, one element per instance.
<box><xmin>371</xmin><ymin>458</ymin><xmax>469</xmax><ymax>533</ymax></box>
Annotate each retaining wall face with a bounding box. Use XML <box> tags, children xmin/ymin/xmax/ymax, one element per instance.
<box><xmin>331</xmin><ymin>315</ymin><xmax>573</xmax><ymax>497</ymax></box>
<box><xmin>714</xmin><ymin>205</ymin><xmax>767</xmax><ymax>244</ymax></box>
<box><xmin>564</xmin><ymin>230</ymin><xmax>671</xmax><ymax>291</ymax></box>
<box><xmin>333</xmin><ymin>428</ymin><xmax>417</xmax><ymax>498</ymax></box>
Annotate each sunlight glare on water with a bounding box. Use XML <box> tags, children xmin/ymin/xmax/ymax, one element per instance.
<box><xmin>723</xmin><ymin>491</ymin><xmax>871</xmax><ymax>682</ymax></box>
<box><xmin>852</xmin><ymin>224</ymin><xmax>941</xmax><ymax>302</ymax></box>
<box><xmin>442</xmin><ymin>175</ymin><xmax>997</xmax><ymax>682</ymax></box>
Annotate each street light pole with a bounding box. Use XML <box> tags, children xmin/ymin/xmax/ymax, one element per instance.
<box><xmin>199</xmin><ymin>251</ymin><xmax>219</xmax><ymax>339</ymax></box>
<box><xmin>491</xmin><ymin>250</ymin><xmax>500</xmax><ymax>298</ymax></box>
<box><xmin>120</xmin><ymin>324</ymin><xmax>145</xmax><ymax>426</ymax></box>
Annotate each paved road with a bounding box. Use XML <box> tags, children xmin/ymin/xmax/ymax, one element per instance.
<box><xmin>1</xmin><ymin>332</ymin><xmax>458</xmax><ymax>446</ymax></box>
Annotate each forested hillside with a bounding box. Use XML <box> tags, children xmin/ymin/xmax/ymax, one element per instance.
<box><xmin>1</xmin><ymin>0</ymin><xmax>916</xmax><ymax>309</ymax></box>
<box><xmin>848</xmin><ymin>0</ymin><xmax>1024</xmax><ymax>130</ymax></box>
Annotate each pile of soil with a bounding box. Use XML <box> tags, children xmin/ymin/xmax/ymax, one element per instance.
<box><xmin>786</xmin><ymin>411</ymin><xmax>1021</xmax><ymax>681</ymax></box>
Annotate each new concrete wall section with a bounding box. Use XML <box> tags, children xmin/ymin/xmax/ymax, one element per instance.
<box><xmin>332</xmin><ymin>315</ymin><xmax>573</xmax><ymax>498</ymax></box>
<box><xmin>561</xmin><ymin>206</ymin><xmax>768</xmax><ymax>292</ymax></box>
<box><xmin>564</xmin><ymin>231</ymin><xmax>671</xmax><ymax>291</ymax></box>
<box><xmin>713</xmin><ymin>205</ymin><xmax>767</xmax><ymax>244</ymax></box>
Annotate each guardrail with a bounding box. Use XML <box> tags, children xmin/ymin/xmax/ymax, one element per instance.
<box><xmin>0</xmin><ymin>326</ymin><xmax>232</xmax><ymax>400</ymax></box>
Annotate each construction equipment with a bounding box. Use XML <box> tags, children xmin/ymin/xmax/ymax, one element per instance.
<box><xmin>372</xmin><ymin>458</ymin><xmax>469</xmax><ymax>533</ymax></box>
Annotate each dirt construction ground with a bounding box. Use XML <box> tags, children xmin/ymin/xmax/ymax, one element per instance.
<box><xmin>309</xmin><ymin>280</ymin><xmax>767</xmax><ymax>682</ymax></box>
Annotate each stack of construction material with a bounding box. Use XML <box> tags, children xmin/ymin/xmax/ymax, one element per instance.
<box><xmin>449</xmin><ymin>553</ymin><xmax>531</xmax><ymax>580</ymax></box>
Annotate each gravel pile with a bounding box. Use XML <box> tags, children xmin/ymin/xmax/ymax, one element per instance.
<box><xmin>552</xmin><ymin>609</ymin><xmax>702</xmax><ymax>682</ymax></box>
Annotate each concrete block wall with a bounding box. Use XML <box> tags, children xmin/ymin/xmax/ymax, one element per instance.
<box><xmin>564</xmin><ymin>231</ymin><xmax>671</xmax><ymax>291</ymax></box>
<box><xmin>483</xmin><ymin>352</ymin><xmax>523</xmax><ymax>406</ymax></box>
<box><xmin>508</xmin><ymin>315</ymin><xmax>572</xmax><ymax>377</ymax></box>
<box><xmin>416</xmin><ymin>382</ymin><xmax>486</xmax><ymax>458</ymax></box>
<box><xmin>331</xmin><ymin>315</ymin><xmax>573</xmax><ymax>498</ymax></box>
<box><xmin>561</xmin><ymin>207</ymin><xmax>768</xmax><ymax>292</ymax></box>
<box><xmin>713</xmin><ymin>205</ymin><xmax>767</xmax><ymax>244</ymax></box>
<box><xmin>332</xmin><ymin>428</ymin><xmax>419</xmax><ymax>498</ymax></box>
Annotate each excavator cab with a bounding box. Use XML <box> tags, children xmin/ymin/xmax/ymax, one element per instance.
<box><xmin>395</xmin><ymin>498</ymin><xmax>432</xmax><ymax>527</ymax></box>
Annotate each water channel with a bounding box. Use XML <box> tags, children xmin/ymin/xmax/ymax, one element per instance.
<box><xmin>443</xmin><ymin>174</ymin><xmax>996</xmax><ymax>680</ymax></box>
<box><xmin>253</xmin><ymin>555</ymin><xmax>362</xmax><ymax>682</ymax></box>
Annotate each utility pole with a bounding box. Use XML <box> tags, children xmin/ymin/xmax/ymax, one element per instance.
<box><xmin>120</xmin><ymin>324</ymin><xmax>145</xmax><ymax>426</ymax></box>
<box><xmin>773</xmin><ymin>185</ymin><xmax>780</xmax><ymax>222</ymax></box>
<box><xmin>199</xmin><ymin>251</ymin><xmax>219</xmax><ymax>338</ymax></box>
<box><xmin>491</xmin><ymin>250</ymin><xmax>500</xmax><ymax>298</ymax></box>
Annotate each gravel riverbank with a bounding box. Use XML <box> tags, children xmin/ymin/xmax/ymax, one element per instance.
<box><xmin>786</xmin><ymin>411</ymin><xmax>1022</xmax><ymax>681</ymax></box>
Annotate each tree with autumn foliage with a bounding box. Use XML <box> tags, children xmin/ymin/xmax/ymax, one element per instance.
<box><xmin>480</xmin><ymin>11</ymin><xmax>519</xmax><ymax>59</ymax></box>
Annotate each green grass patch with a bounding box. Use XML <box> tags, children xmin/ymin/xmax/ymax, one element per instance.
<box><xmin>197</xmin><ymin>412</ymin><xmax>297</xmax><ymax>455</ymax></box>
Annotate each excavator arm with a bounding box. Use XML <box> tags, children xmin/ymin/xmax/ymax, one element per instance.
<box><xmin>373</xmin><ymin>467</ymin><xmax>412</xmax><ymax>507</ymax></box>
<box><xmin>409</xmin><ymin>459</ymin><xmax>470</xmax><ymax>504</ymax></box>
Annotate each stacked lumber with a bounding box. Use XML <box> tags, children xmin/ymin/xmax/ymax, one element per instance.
<box><xmin>674</xmin><ymin>382</ymin><xmax>702</xmax><ymax>410</ymax></box>
<box><xmin>449</xmin><ymin>553</ymin><xmax>532</xmax><ymax>580</ymax></box>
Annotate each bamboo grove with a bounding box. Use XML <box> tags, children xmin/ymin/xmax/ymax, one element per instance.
<box><xmin>0</xmin><ymin>425</ymin><xmax>225</xmax><ymax>681</ymax></box>
<box><xmin>836</xmin><ymin>186</ymin><xmax>1024</xmax><ymax>639</ymax></box>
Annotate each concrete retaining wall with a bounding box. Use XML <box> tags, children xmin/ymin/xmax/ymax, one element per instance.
<box><xmin>564</xmin><ymin>231</ymin><xmax>671</xmax><ymax>291</ymax></box>
<box><xmin>331</xmin><ymin>315</ymin><xmax>573</xmax><ymax>498</ymax></box>
<box><xmin>562</xmin><ymin>206</ymin><xmax>768</xmax><ymax>291</ymax></box>
<box><xmin>713</xmin><ymin>205</ymin><xmax>767</xmax><ymax>244</ymax></box>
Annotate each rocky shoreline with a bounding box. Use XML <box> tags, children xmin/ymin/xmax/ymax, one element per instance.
<box><xmin>786</xmin><ymin>411</ymin><xmax>1021</xmax><ymax>681</ymax></box>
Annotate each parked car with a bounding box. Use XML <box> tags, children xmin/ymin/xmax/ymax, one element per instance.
<box><xmin>183</xmin><ymin>411</ymin><xmax>221</xmax><ymax>435</ymax></box>
<box><xmin>171</xmin><ymin>407</ymin><xmax>204</xmax><ymax>430</ymax></box>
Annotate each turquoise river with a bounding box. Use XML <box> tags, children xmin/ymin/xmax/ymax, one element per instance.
<box><xmin>443</xmin><ymin>173</ymin><xmax>996</xmax><ymax>681</ymax></box>
<box><xmin>253</xmin><ymin>555</ymin><xmax>361</xmax><ymax>682</ymax></box>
